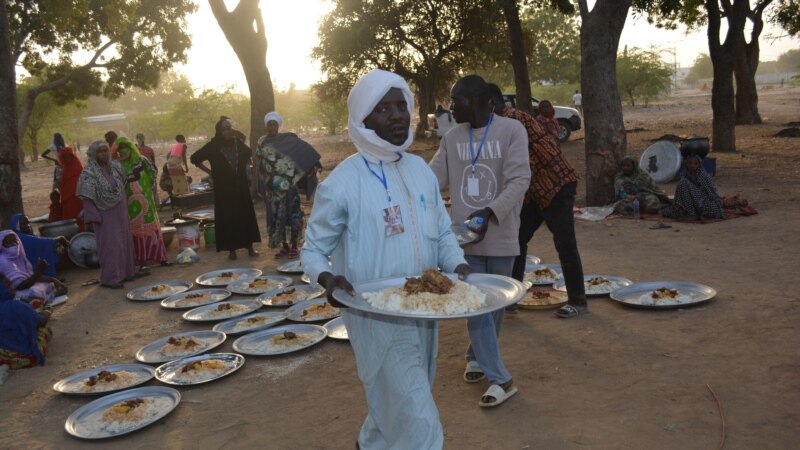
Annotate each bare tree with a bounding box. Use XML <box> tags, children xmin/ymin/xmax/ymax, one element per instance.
<box><xmin>209</xmin><ymin>0</ymin><xmax>275</xmax><ymax>152</ymax></box>
<box><xmin>578</xmin><ymin>0</ymin><xmax>632</xmax><ymax>205</ymax></box>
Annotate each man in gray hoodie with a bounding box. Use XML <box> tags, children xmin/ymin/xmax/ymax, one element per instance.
<box><xmin>430</xmin><ymin>75</ymin><xmax>531</xmax><ymax>408</ymax></box>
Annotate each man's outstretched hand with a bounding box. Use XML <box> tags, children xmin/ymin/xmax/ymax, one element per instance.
<box><xmin>318</xmin><ymin>271</ymin><xmax>354</xmax><ymax>308</ymax></box>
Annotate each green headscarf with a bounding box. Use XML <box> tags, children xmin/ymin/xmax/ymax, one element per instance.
<box><xmin>114</xmin><ymin>136</ymin><xmax>157</xmax><ymax>225</ymax></box>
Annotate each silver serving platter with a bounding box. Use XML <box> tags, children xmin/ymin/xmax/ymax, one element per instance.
<box><xmin>136</xmin><ymin>330</ymin><xmax>226</xmax><ymax>364</ymax></box>
<box><xmin>257</xmin><ymin>284</ymin><xmax>326</xmax><ymax>307</ymax></box>
<box><xmin>213</xmin><ymin>311</ymin><xmax>287</xmax><ymax>335</ymax></box>
<box><xmin>526</xmin><ymin>255</ymin><xmax>542</xmax><ymax>265</ymax></box>
<box><xmin>232</xmin><ymin>324</ymin><xmax>327</xmax><ymax>356</ymax></box>
<box><xmin>332</xmin><ymin>273</ymin><xmax>526</xmax><ymax>320</ymax></box>
<box><xmin>276</xmin><ymin>260</ymin><xmax>304</xmax><ymax>274</ymax></box>
<box><xmin>126</xmin><ymin>281</ymin><xmax>193</xmax><ymax>302</ymax></box>
<box><xmin>53</xmin><ymin>364</ymin><xmax>155</xmax><ymax>396</ymax></box>
<box><xmin>184</xmin><ymin>209</ymin><xmax>214</xmax><ymax>221</ymax></box>
<box><xmin>195</xmin><ymin>268</ymin><xmax>262</xmax><ymax>287</ymax></box>
<box><xmin>226</xmin><ymin>275</ymin><xmax>293</xmax><ymax>295</ymax></box>
<box><xmin>323</xmin><ymin>317</ymin><xmax>348</xmax><ymax>341</ymax></box>
<box><xmin>300</xmin><ymin>273</ymin><xmax>312</xmax><ymax>284</ymax></box>
<box><xmin>610</xmin><ymin>281</ymin><xmax>717</xmax><ymax>310</ymax></box>
<box><xmin>182</xmin><ymin>299</ymin><xmax>263</xmax><ymax>322</ymax></box>
<box><xmin>64</xmin><ymin>386</ymin><xmax>180</xmax><ymax>439</ymax></box>
<box><xmin>160</xmin><ymin>288</ymin><xmax>232</xmax><ymax>310</ymax></box>
<box><xmin>286</xmin><ymin>298</ymin><xmax>341</xmax><ymax>323</ymax></box>
<box><xmin>451</xmin><ymin>224</ymin><xmax>480</xmax><ymax>247</ymax></box>
<box><xmin>524</xmin><ymin>263</ymin><xmax>564</xmax><ymax>286</ymax></box>
<box><xmin>553</xmin><ymin>275</ymin><xmax>634</xmax><ymax>297</ymax></box>
<box><xmin>154</xmin><ymin>353</ymin><xmax>245</xmax><ymax>386</ymax></box>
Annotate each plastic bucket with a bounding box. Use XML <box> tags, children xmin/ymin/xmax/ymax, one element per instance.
<box><xmin>203</xmin><ymin>223</ymin><xmax>216</xmax><ymax>247</ymax></box>
<box><xmin>166</xmin><ymin>218</ymin><xmax>200</xmax><ymax>250</ymax></box>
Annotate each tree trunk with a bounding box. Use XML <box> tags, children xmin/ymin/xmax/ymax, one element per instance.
<box><xmin>706</xmin><ymin>0</ymin><xmax>748</xmax><ymax>152</ymax></box>
<box><xmin>209</xmin><ymin>0</ymin><xmax>274</xmax><ymax>155</ymax></box>
<box><xmin>414</xmin><ymin>75</ymin><xmax>437</xmax><ymax>139</ymax></box>
<box><xmin>0</xmin><ymin>0</ymin><xmax>24</xmax><ymax>223</ymax></box>
<box><xmin>734</xmin><ymin>1</ymin><xmax>769</xmax><ymax>125</ymax></box>
<box><xmin>501</xmin><ymin>0</ymin><xmax>533</xmax><ymax>114</ymax></box>
<box><xmin>578</xmin><ymin>0</ymin><xmax>631</xmax><ymax>206</ymax></box>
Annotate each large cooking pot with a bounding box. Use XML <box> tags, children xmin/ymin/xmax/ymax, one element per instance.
<box><xmin>39</xmin><ymin>219</ymin><xmax>80</xmax><ymax>240</ymax></box>
<box><xmin>161</xmin><ymin>226</ymin><xmax>177</xmax><ymax>248</ymax></box>
<box><xmin>680</xmin><ymin>137</ymin><xmax>710</xmax><ymax>159</ymax></box>
<box><xmin>68</xmin><ymin>232</ymin><xmax>100</xmax><ymax>268</ymax></box>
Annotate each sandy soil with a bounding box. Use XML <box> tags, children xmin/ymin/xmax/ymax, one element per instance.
<box><xmin>1</xmin><ymin>88</ymin><xmax>799</xmax><ymax>450</ymax></box>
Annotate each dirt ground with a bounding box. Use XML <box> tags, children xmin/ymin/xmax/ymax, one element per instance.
<box><xmin>1</xmin><ymin>87</ymin><xmax>799</xmax><ymax>450</ymax></box>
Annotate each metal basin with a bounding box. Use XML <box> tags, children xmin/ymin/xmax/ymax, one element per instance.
<box><xmin>39</xmin><ymin>219</ymin><xmax>79</xmax><ymax>239</ymax></box>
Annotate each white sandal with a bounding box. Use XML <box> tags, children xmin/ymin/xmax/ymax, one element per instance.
<box><xmin>463</xmin><ymin>360</ymin><xmax>485</xmax><ymax>383</ymax></box>
<box><xmin>478</xmin><ymin>384</ymin><xmax>518</xmax><ymax>408</ymax></box>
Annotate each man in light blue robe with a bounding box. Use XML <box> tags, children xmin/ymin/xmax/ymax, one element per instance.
<box><xmin>302</xmin><ymin>69</ymin><xmax>471</xmax><ymax>450</ymax></box>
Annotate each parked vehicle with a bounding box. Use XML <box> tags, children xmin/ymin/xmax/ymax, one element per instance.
<box><xmin>427</xmin><ymin>94</ymin><xmax>582</xmax><ymax>142</ymax></box>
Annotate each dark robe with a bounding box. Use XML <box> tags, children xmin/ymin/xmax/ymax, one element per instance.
<box><xmin>191</xmin><ymin>136</ymin><xmax>261</xmax><ymax>251</ymax></box>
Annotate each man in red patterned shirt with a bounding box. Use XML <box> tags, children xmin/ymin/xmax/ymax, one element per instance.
<box><xmin>487</xmin><ymin>84</ymin><xmax>588</xmax><ymax>318</ymax></box>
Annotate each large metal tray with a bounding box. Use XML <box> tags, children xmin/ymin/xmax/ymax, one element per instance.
<box><xmin>553</xmin><ymin>275</ymin><xmax>633</xmax><ymax>297</ymax></box>
<box><xmin>64</xmin><ymin>386</ymin><xmax>180</xmax><ymax>439</ymax></box>
<box><xmin>286</xmin><ymin>298</ymin><xmax>341</xmax><ymax>323</ymax></box>
<box><xmin>257</xmin><ymin>285</ymin><xmax>326</xmax><ymax>307</ymax></box>
<box><xmin>610</xmin><ymin>281</ymin><xmax>717</xmax><ymax>310</ymax></box>
<box><xmin>213</xmin><ymin>311</ymin><xmax>287</xmax><ymax>335</ymax></box>
<box><xmin>226</xmin><ymin>275</ymin><xmax>293</xmax><ymax>295</ymax></box>
<box><xmin>332</xmin><ymin>273</ymin><xmax>525</xmax><ymax>320</ymax></box>
<box><xmin>523</xmin><ymin>263</ymin><xmax>563</xmax><ymax>286</ymax></box>
<box><xmin>183</xmin><ymin>209</ymin><xmax>214</xmax><ymax>221</ymax></box>
<box><xmin>154</xmin><ymin>353</ymin><xmax>245</xmax><ymax>386</ymax></box>
<box><xmin>323</xmin><ymin>317</ymin><xmax>348</xmax><ymax>341</ymax></box>
<box><xmin>276</xmin><ymin>260</ymin><xmax>304</xmax><ymax>274</ymax></box>
<box><xmin>126</xmin><ymin>281</ymin><xmax>193</xmax><ymax>302</ymax></box>
<box><xmin>53</xmin><ymin>364</ymin><xmax>155</xmax><ymax>396</ymax></box>
<box><xmin>232</xmin><ymin>324</ymin><xmax>327</xmax><ymax>356</ymax></box>
<box><xmin>136</xmin><ymin>330</ymin><xmax>226</xmax><ymax>364</ymax></box>
<box><xmin>182</xmin><ymin>299</ymin><xmax>263</xmax><ymax>322</ymax></box>
<box><xmin>160</xmin><ymin>288</ymin><xmax>231</xmax><ymax>310</ymax></box>
<box><xmin>195</xmin><ymin>268</ymin><xmax>262</xmax><ymax>287</ymax></box>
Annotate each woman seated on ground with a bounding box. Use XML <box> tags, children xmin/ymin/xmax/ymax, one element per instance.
<box><xmin>6</xmin><ymin>213</ymin><xmax>68</xmax><ymax>278</ymax></box>
<box><xmin>662</xmin><ymin>155</ymin><xmax>725</xmax><ymax>220</ymax></box>
<box><xmin>0</xmin><ymin>230</ymin><xmax>67</xmax><ymax>303</ymax></box>
<box><xmin>612</xmin><ymin>156</ymin><xmax>671</xmax><ymax>216</ymax></box>
<box><xmin>0</xmin><ymin>275</ymin><xmax>53</xmax><ymax>369</ymax></box>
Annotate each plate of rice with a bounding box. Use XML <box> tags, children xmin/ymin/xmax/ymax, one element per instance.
<box><xmin>523</xmin><ymin>264</ymin><xmax>563</xmax><ymax>286</ymax></box>
<box><xmin>135</xmin><ymin>330</ymin><xmax>226</xmax><ymax>364</ymax></box>
<box><xmin>160</xmin><ymin>288</ymin><xmax>232</xmax><ymax>309</ymax></box>
<box><xmin>195</xmin><ymin>268</ymin><xmax>262</xmax><ymax>287</ymax></box>
<box><xmin>286</xmin><ymin>298</ymin><xmax>340</xmax><ymax>322</ymax></box>
<box><xmin>182</xmin><ymin>299</ymin><xmax>263</xmax><ymax>322</ymax></box>
<box><xmin>610</xmin><ymin>281</ymin><xmax>716</xmax><ymax>309</ymax></box>
<box><xmin>232</xmin><ymin>324</ymin><xmax>327</xmax><ymax>356</ymax></box>
<box><xmin>213</xmin><ymin>311</ymin><xmax>287</xmax><ymax>335</ymax></box>
<box><xmin>227</xmin><ymin>275</ymin><xmax>293</xmax><ymax>295</ymax></box>
<box><xmin>517</xmin><ymin>290</ymin><xmax>569</xmax><ymax>310</ymax></box>
<box><xmin>257</xmin><ymin>285</ymin><xmax>325</xmax><ymax>307</ymax></box>
<box><xmin>53</xmin><ymin>364</ymin><xmax>155</xmax><ymax>395</ymax></box>
<box><xmin>554</xmin><ymin>275</ymin><xmax>633</xmax><ymax>297</ymax></box>
<box><xmin>126</xmin><ymin>281</ymin><xmax>193</xmax><ymax>301</ymax></box>
<box><xmin>332</xmin><ymin>270</ymin><xmax>525</xmax><ymax>320</ymax></box>
<box><xmin>65</xmin><ymin>386</ymin><xmax>180</xmax><ymax>439</ymax></box>
<box><xmin>276</xmin><ymin>260</ymin><xmax>304</xmax><ymax>274</ymax></box>
<box><xmin>154</xmin><ymin>353</ymin><xmax>244</xmax><ymax>386</ymax></box>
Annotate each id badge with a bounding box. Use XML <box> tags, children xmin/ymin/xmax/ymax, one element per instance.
<box><xmin>467</xmin><ymin>176</ymin><xmax>480</xmax><ymax>196</ymax></box>
<box><xmin>383</xmin><ymin>205</ymin><xmax>405</xmax><ymax>236</ymax></box>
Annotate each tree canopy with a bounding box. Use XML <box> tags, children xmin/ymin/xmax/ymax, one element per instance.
<box><xmin>684</xmin><ymin>53</ymin><xmax>713</xmax><ymax>83</ymax></box>
<box><xmin>312</xmin><ymin>0</ymin><xmax>498</xmax><ymax>135</ymax></box>
<box><xmin>7</xmin><ymin>0</ymin><xmax>196</xmax><ymax>162</ymax></box>
<box><xmin>616</xmin><ymin>46</ymin><xmax>673</xmax><ymax>105</ymax></box>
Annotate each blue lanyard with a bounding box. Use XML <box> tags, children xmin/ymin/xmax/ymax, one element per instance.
<box><xmin>468</xmin><ymin>114</ymin><xmax>494</xmax><ymax>176</ymax></box>
<box><xmin>362</xmin><ymin>156</ymin><xmax>392</xmax><ymax>203</ymax></box>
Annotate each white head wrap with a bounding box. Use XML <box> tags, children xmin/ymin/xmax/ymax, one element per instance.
<box><xmin>264</xmin><ymin>111</ymin><xmax>283</xmax><ymax>128</ymax></box>
<box><xmin>347</xmin><ymin>69</ymin><xmax>415</xmax><ymax>163</ymax></box>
